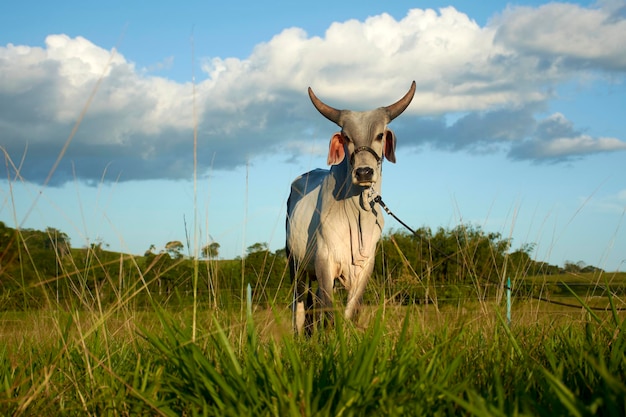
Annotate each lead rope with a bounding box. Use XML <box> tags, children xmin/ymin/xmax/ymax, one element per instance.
<box><xmin>368</xmin><ymin>187</ymin><xmax>417</xmax><ymax>235</ymax></box>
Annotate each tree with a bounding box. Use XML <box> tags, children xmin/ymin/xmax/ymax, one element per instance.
<box><xmin>564</xmin><ymin>261</ymin><xmax>582</xmax><ymax>273</ymax></box>
<box><xmin>374</xmin><ymin>224</ymin><xmax>535</xmax><ymax>304</ymax></box>
<box><xmin>202</xmin><ymin>242</ymin><xmax>220</xmax><ymax>259</ymax></box>
<box><xmin>144</xmin><ymin>244</ymin><xmax>156</xmax><ymax>257</ymax></box>
<box><xmin>165</xmin><ymin>241</ymin><xmax>184</xmax><ymax>259</ymax></box>
<box><xmin>245</xmin><ymin>242</ymin><xmax>270</xmax><ymax>279</ymax></box>
<box><xmin>274</xmin><ymin>247</ymin><xmax>287</xmax><ymax>259</ymax></box>
<box><xmin>242</xmin><ymin>242</ymin><xmax>289</xmax><ymax>304</ymax></box>
<box><xmin>45</xmin><ymin>227</ymin><xmax>71</xmax><ymax>257</ymax></box>
<box><xmin>247</xmin><ymin>242</ymin><xmax>268</xmax><ymax>255</ymax></box>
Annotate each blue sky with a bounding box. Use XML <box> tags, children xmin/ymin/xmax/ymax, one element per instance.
<box><xmin>1</xmin><ymin>0</ymin><xmax>625</xmax><ymax>271</ymax></box>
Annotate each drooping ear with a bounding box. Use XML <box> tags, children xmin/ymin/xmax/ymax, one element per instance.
<box><xmin>327</xmin><ymin>132</ymin><xmax>346</xmax><ymax>165</ymax></box>
<box><xmin>384</xmin><ymin>130</ymin><xmax>397</xmax><ymax>163</ymax></box>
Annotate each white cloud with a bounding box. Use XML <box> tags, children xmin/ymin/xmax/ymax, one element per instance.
<box><xmin>45</xmin><ymin>35</ymin><xmax>126</xmax><ymax>85</ymax></box>
<box><xmin>509</xmin><ymin>113</ymin><xmax>626</xmax><ymax>161</ymax></box>
<box><xmin>1</xmin><ymin>5</ymin><xmax>625</xmax><ymax>185</ymax></box>
<box><xmin>518</xmin><ymin>135</ymin><xmax>626</xmax><ymax>160</ymax></box>
<box><xmin>494</xmin><ymin>2</ymin><xmax>626</xmax><ymax>71</ymax></box>
<box><xmin>235</xmin><ymin>7</ymin><xmax>542</xmax><ymax>113</ymax></box>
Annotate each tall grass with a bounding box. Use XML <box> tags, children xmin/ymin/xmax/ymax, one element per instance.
<box><xmin>1</xmin><ymin>295</ymin><xmax>624</xmax><ymax>416</ymax></box>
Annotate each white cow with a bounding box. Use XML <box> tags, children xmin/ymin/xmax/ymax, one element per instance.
<box><xmin>286</xmin><ymin>82</ymin><xmax>416</xmax><ymax>335</ymax></box>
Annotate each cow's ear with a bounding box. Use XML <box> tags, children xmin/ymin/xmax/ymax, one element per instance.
<box><xmin>384</xmin><ymin>130</ymin><xmax>396</xmax><ymax>163</ymax></box>
<box><xmin>327</xmin><ymin>132</ymin><xmax>346</xmax><ymax>165</ymax></box>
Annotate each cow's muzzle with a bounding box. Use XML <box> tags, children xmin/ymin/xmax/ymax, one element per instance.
<box><xmin>355</xmin><ymin>167</ymin><xmax>375</xmax><ymax>183</ymax></box>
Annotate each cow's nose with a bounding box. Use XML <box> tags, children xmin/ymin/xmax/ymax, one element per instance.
<box><xmin>355</xmin><ymin>167</ymin><xmax>374</xmax><ymax>182</ymax></box>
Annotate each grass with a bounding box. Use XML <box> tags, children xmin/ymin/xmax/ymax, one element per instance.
<box><xmin>1</xmin><ymin>292</ymin><xmax>625</xmax><ymax>416</ymax></box>
<box><xmin>1</xmin><ymin>230</ymin><xmax>625</xmax><ymax>417</ymax></box>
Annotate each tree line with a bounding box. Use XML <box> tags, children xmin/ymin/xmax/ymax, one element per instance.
<box><xmin>0</xmin><ymin>221</ymin><xmax>603</xmax><ymax>310</ymax></box>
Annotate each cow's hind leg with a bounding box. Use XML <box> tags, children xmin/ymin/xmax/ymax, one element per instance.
<box><xmin>303</xmin><ymin>274</ymin><xmax>315</xmax><ymax>335</ymax></box>
<box><xmin>293</xmin><ymin>275</ymin><xmax>315</xmax><ymax>337</ymax></box>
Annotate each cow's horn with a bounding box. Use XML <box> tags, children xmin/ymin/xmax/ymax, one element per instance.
<box><xmin>385</xmin><ymin>81</ymin><xmax>416</xmax><ymax>121</ymax></box>
<box><xmin>308</xmin><ymin>87</ymin><xmax>342</xmax><ymax>125</ymax></box>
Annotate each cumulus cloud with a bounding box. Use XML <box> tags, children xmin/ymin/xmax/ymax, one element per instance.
<box><xmin>493</xmin><ymin>2</ymin><xmax>626</xmax><ymax>71</ymax></box>
<box><xmin>1</xmin><ymin>4</ymin><xmax>625</xmax><ymax>186</ymax></box>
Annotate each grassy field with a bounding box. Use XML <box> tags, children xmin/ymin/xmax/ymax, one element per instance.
<box><xmin>1</xmin><ymin>289</ymin><xmax>625</xmax><ymax>416</ymax></box>
<box><xmin>1</xmin><ymin>228</ymin><xmax>625</xmax><ymax>415</ymax></box>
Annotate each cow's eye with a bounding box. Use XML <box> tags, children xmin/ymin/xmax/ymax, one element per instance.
<box><xmin>376</xmin><ymin>133</ymin><xmax>384</xmax><ymax>141</ymax></box>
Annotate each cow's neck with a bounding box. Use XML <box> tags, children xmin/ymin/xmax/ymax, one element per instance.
<box><xmin>329</xmin><ymin>161</ymin><xmax>383</xmax><ymax>266</ymax></box>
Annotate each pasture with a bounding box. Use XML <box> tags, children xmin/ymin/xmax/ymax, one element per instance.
<box><xmin>1</xmin><ymin>277</ymin><xmax>625</xmax><ymax>416</ymax></box>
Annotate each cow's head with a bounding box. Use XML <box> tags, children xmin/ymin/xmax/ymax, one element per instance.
<box><xmin>308</xmin><ymin>81</ymin><xmax>416</xmax><ymax>187</ymax></box>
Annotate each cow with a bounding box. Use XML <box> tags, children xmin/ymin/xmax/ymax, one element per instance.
<box><xmin>286</xmin><ymin>81</ymin><xmax>416</xmax><ymax>336</ymax></box>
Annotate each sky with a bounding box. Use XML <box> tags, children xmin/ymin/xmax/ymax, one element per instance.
<box><xmin>1</xmin><ymin>0</ymin><xmax>625</xmax><ymax>271</ymax></box>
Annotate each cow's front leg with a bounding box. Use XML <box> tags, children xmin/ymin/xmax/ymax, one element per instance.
<box><xmin>315</xmin><ymin>268</ymin><xmax>335</xmax><ymax>330</ymax></box>
<box><xmin>344</xmin><ymin>265</ymin><xmax>371</xmax><ymax>322</ymax></box>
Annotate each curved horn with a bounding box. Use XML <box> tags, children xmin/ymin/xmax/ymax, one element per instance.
<box><xmin>385</xmin><ymin>81</ymin><xmax>416</xmax><ymax>121</ymax></box>
<box><xmin>308</xmin><ymin>87</ymin><xmax>342</xmax><ymax>125</ymax></box>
